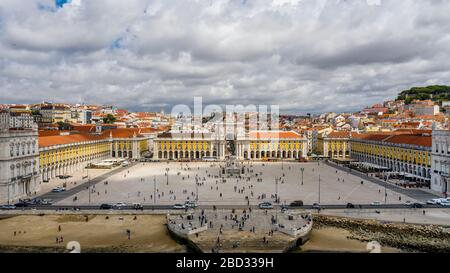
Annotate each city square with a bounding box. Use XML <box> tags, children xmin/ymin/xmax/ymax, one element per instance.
<box><xmin>53</xmin><ymin>161</ymin><xmax>417</xmax><ymax>206</ymax></box>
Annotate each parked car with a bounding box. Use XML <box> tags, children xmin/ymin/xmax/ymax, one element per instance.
<box><xmin>0</xmin><ymin>204</ymin><xmax>16</xmax><ymax>210</ymax></box>
<box><xmin>440</xmin><ymin>201</ymin><xmax>450</xmax><ymax>207</ymax></box>
<box><xmin>173</xmin><ymin>204</ymin><xmax>186</xmax><ymax>209</ymax></box>
<box><xmin>99</xmin><ymin>204</ymin><xmax>113</xmax><ymax>210</ymax></box>
<box><xmin>133</xmin><ymin>203</ymin><xmax>144</xmax><ymax>210</ymax></box>
<box><xmin>289</xmin><ymin>200</ymin><xmax>304</xmax><ymax>207</ymax></box>
<box><xmin>312</xmin><ymin>203</ymin><xmax>321</xmax><ymax>210</ymax></box>
<box><xmin>426</xmin><ymin>199</ymin><xmax>441</xmax><ymax>205</ymax></box>
<box><xmin>113</xmin><ymin>202</ymin><xmax>128</xmax><ymax>209</ymax></box>
<box><xmin>184</xmin><ymin>201</ymin><xmax>198</xmax><ymax>208</ymax></box>
<box><xmin>411</xmin><ymin>203</ymin><xmax>424</xmax><ymax>208</ymax></box>
<box><xmin>34</xmin><ymin>199</ymin><xmax>53</xmax><ymax>205</ymax></box>
<box><xmin>346</xmin><ymin>203</ymin><xmax>355</xmax><ymax>209</ymax></box>
<box><xmin>52</xmin><ymin>187</ymin><xmax>66</xmax><ymax>193</ymax></box>
<box><xmin>258</xmin><ymin>202</ymin><xmax>274</xmax><ymax>209</ymax></box>
<box><xmin>371</xmin><ymin>201</ymin><xmax>381</xmax><ymax>206</ymax></box>
<box><xmin>122</xmin><ymin>161</ymin><xmax>130</xmax><ymax>167</ymax></box>
<box><xmin>14</xmin><ymin>202</ymin><xmax>29</xmax><ymax>208</ymax></box>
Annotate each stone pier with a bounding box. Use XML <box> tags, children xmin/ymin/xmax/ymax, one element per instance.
<box><xmin>167</xmin><ymin>209</ymin><xmax>313</xmax><ymax>253</ymax></box>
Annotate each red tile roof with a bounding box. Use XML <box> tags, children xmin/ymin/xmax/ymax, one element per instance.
<box><xmin>39</xmin><ymin>134</ymin><xmax>106</xmax><ymax>148</ymax></box>
<box><xmin>38</xmin><ymin>128</ymin><xmax>151</xmax><ymax>148</ymax></box>
<box><xmin>249</xmin><ymin>131</ymin><xmax>302</xmax><ymax>139</ymax></box>
<box><xmin>353</xmin><ymin>132</ymin><xmax>431</xmax><ymax>147</ymax></box>
<box><xmin>386</xmin><ymin>135</ymin><xmax>431</xmax><ymax>147</ymax></box>
<box><xmin>326</xmin><ymin>131</ymin><xmax>351</xmax><ymax>139</ymax></box>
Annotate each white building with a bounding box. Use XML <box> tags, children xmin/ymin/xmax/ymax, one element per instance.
<box><xmin>414</xmin><ymin>104</ymin><xmax>440</xmax><ymax>116</ymax></box>
<box><xmin>1</xmin><ymin>109</ymin><xmax>34</xmax><ymax>129</ymax></box>
<box><xmin>0</xmin><ymin>111</ymin><xmax>40</xmax><ymax>203</ymax></box>
<box><xmin>431</xmin><ymin>130</ymin><xmax>450</xmax><ymax>195</ymax></box>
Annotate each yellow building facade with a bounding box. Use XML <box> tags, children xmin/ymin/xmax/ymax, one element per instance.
<box><xmin>154</xmin><ymin>132</ymin><xmax>218</xmax><ymax>160</ymax></box>
<box><xmin>317</xmin><ymin>131</ymin><xmax>351</xmax><ymax>159</ymax></box>
<box><xmin>39</xmin><ymin>130</ymin><xmax>149</xmax><ymax>181</ymax></box>
<box><xmin>350</xmin><ymin>133</ymin><xmax>431</xmax><ymax>182</ymax></box>
<box><xmin>153</xmin><ymin>131</ymin><xmax>308</xmax><ymax>161</ymax></box>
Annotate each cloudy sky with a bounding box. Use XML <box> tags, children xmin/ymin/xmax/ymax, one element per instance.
<box><xmin>0</xmin><ymin>0</ymin><xmax>449</xmax><ymax>114</ymax></box>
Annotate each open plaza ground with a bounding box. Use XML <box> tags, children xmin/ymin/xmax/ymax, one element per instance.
<box><xmin>53</xmin><ymin>161</ymin><xmax>421</xmax><ymax>206</ymax></box>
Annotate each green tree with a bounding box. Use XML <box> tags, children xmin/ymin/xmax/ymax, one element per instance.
<box><xmin>103</xmin><ymin>114</ymin><xmax>117</xmax><ymax>124</ymax></box>
<box><xmin>57</xmin><ymin>121</ymin><xmax>72</xmax><ymax>130</ymax></box>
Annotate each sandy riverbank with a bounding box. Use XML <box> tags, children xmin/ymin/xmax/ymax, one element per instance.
<box><xmin>296</xmin><ymin>227</ymin><xmax>402</xmax><ymax>253</ymax></box>
<box><xmin>0</xmin><ymin>214</ymin><xmax>185</xmax><ymax>253</ymax></box>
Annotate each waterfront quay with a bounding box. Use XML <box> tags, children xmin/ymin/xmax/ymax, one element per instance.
<box><xmin>167</xmin><ymin>209</ymin><xmax>312</xmax><ymax>253</ymax></box>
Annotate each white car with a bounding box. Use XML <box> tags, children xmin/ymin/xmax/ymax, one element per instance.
<box><xmin>439</xmin><ymin>200</ymin><xmax>450</xmax><ymax>207</ymax></box>
<box><xmin>173</xmin><ymin>204</ymin><xmax>186</xmax><ymax>209</ymax></box>
<box><xmin>184</xmin><ymin>201</ymin><xmax>198</xmax><ymax>208</ymax></box>
<box><xmin>434</xmin><ymin>198</ymin><xmax>450</xmax><ymax>205</ymax></box>
<box><xmin>0</xmin><ymin>204</ymin><xmax>16</xmax><ymax>210</ymax></box>
<box><xmin>113</xmin><ymin>202</ymin><xmax>128</xmax><ymax>209</ymax></box>
<box><xmin>122</xmin><ymin>161</ymin><xmax>130</xmax><ymax>167</ymax></box>
<box><xmin>426</xmin><ymin>199</ymin><xmax>441</xmax><ymax>205</ymax></box>
<box><xmin>258</xmin><ymin>202</ymin><xmax>274</xmax><ymax>209</ymax></box>
<box><xmin>371</xmin><ymin>201</ymin><xmax>381</xmax><ymax>206</ymax></box>
<box><xmin>52</xmin><ymin>187</ymin><xmax>66</xmax><ymax>193</ymax></box>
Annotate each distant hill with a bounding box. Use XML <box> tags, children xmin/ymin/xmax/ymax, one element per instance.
<box><xmin>396</xmin><ymin>85</ymin><xmax>450</xmax><ymax>104</ymax></box>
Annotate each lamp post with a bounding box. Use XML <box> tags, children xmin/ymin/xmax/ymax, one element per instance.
<box><xmin>384</xmin><ymin>174</ymin><xmax>389</xmax><ymax>204</ymax></box>
<box><xmin>153</xmin><ymin>176</ymin><xmax>156</xmax><ymax>205</ymax></box>
<box><xmin>88</xmin><ymin>168</ymin><xmax>91</xmax><ymax>204</ymax></box>
<box><xmin>318</xmin><ymin>175</ymin><xmax>321</xmax><ymax>204</ymax></box>
<box><xmin>166</xmin><ymin>167</ymin><xmax>169</xmax><ymax>185</ymax></box>
<box><xmin>275</xmin><ymin>177</ymin><xmax>279</xmax><ymax>223</ymax></box>
<box><xmin>7</xmin><ymin>181</ymin><xmax>10</xmax><ymax>205</ymax></box>
<box><xmin>196</xmin><ymin>180</ymin><xmax>199</xmax><ymax>202</ymax></box>
<box><xmin>300</xmin><ymin>167</ymin><xmax>305</xmax><ymax>186</ymax></box>
<box><xmin>275</xmin><ymin>177</ymin><xmax>279</xmax><ymax>204</ymax></box>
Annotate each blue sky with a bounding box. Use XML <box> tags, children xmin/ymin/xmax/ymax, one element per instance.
<box><xmin>55</xmin><ymin>0</ymin><xmax>71</xmax><ymax>8</ymax></box>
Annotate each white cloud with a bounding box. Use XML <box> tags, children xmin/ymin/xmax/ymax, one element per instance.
<box><xmin>0</xmin><ymin>0</ymin><xmax>449</xmax><ymax>113</ymax></box>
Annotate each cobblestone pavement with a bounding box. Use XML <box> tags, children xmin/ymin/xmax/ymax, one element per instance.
<box><xmin>53</xmin><ymin>161</ymin><xmax>422</xmax><ymax>206</ymax></box>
